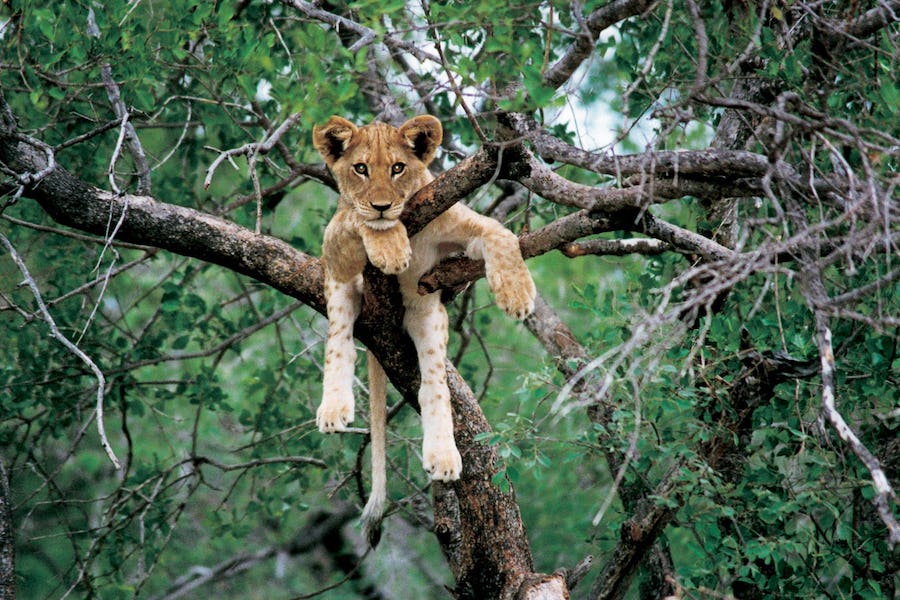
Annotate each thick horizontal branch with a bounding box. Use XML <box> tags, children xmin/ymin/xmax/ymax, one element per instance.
<box><xmin>7</xmin><ymin>167</ymin><xmax>327</xmax><ymax>314</ymax></box>
<box><xmin>417</xmin><ymin>209</ymin><xmax>631</xmax><ymax>294</ymax></box>
<box><xmin>561</xmin><ymin>237</ymin><xmax>669</xmax><ymax>257</ymax></box>
<box><xmin>534</xmin><ymin>135</ymin><xmax>772</xmax><ymax>180</ymax></box>
<box><xmin>503</xmin><ymin>113</ymin><xmax>770</xmax><ymax>179</ymax></box>
<box><xmin>517</xmin><ymin>148</ymin><xmax>763</xmax><ymax>210</ymax></box>
<box><xmin>505</xmin><ymin>113</ymin><xmax>876</xmax><ymax>214</ymax></box>
<box><xmin>402</xmin><ymin>145</ymin><xmax>502</xmax><ymax>235</ymax></box>
<box><xmin>825</xmin><ymin>0</ymin><xmax>900</xmax><ymax>42</ymax></box>
<box><xmin>417</xmin><ymin>207</ymin><xmax>735</xmax><ymax>295</ymax></box>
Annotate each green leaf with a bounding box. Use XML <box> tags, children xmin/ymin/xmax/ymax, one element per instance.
<box><xmin>217</xmin><ymin>3</ymin><xmax>236</xmax><ymax>27</ymax></box>
<box><xmin>34</xmin><ymin>8</ymin><xmax>56</xmax><ymax>41</ymax></box>
<box><xmin>879</xmin><ymin>80</ymin><xmax>899</xmax><ymax>113</ymax></box>
<box><xmin>491</xmin><ymin>468</ymin><xmax>510</xmax><ymax>493</ymax></box>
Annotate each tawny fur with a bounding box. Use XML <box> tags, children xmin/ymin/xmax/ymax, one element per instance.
<box><xmin>313</xmin><ymin>115</ymin><xmax>536</xmax><ymax>545</ymax></box>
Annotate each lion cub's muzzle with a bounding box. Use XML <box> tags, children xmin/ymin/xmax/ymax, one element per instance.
<box><xmin>361</xmin><ymin>199</ymin><xmax>404</xmax><ymax>230</ymax></box>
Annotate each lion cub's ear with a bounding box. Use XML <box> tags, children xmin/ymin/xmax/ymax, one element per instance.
<box><xmin>313</xmin><ymin>116</ymin><xmax>357</xmax><ymax>166</ymax></box>
<box><xmin>398</xmin><ymin>115</ymin><xmax>442</xmax><ymax>166</ymax></box>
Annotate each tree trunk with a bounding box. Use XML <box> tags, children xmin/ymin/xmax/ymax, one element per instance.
<box><xmin>0</xmin><ymin>459</ymin><xmax>14</xmax><ymax>600</ymax></box>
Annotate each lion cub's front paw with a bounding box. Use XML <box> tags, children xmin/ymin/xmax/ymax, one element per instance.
<box><xmin>368</xmin><ymin>242</ymin><xmax>412</xmax><ymax>275</ymax></box>
<box><xmin>422</xmin><ymin>437</ymin><xmax>463</xmax><ymax>481</ymax></box>
<box><xmin>316</xmin><ymin>397</ymin><xmax>355</xmax><ymax>433</ymax></box>
<box><xmin>491</xmin><ymin>269</ymin><xmax>536</xmax><ymax>320</ymax></box>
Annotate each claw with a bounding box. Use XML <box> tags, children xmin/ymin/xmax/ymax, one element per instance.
<box><xmin>422</xmin><ymin>441</ymin><xmax>462</xmax><ymax>482</ymax></box>
<box><xmin>316</xmin><ymin>400</ymin><xmax>354</xmax><ymax>433</ymax></box>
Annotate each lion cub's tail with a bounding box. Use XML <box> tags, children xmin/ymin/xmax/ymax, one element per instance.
<box><xmin>360</xmin><ymin>350</ymin><xmax>387</xmax><ymax>546</ymax></box>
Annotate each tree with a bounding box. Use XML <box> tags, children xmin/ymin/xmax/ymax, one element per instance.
<box><xmin>1</xmin><ymin>1</ymin><xmax>898</xmax><ymax>598</ymax></box>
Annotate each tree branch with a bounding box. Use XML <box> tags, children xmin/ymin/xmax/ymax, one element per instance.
<box><xmin>542</xmin><ymin>0</ymin><xmax>656</xmax><ymax>90</ymax></box>
<box><xmin>87</xmin><ymin>8</ymin><xmax>152</xmax><ymax>195</ymax></box>
<box><xmin>814</xmin><ymin>312</ymin><xmax>900</xmax><ymax>547</ymax></box>
<box><xmin>417</xmin><ymin>207</ymin><xmax>736</xmax><ymax>295</ymax></box>
<box><xmin>1</xmin><ymin>232</ymin><xmax>121</xmax><ymax>469</ymax></box>
<box><xmin>149</xmin><ymin>505</ymin><xmax>359</xmax><ymax>600</ymax></box>
<box><xmin>821</xmin><ymin>0</ymin><xmax>900</xmax><ymax>43</ymax></box>
<box><xmin>279</xmin><ymin>0</ymin><xmax>440</xmax><ymax>64</ymax></box>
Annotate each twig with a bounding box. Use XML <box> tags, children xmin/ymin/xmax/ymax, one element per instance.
<box><xmin>280</xmin><ymin>0</ymin><xmax>440</xmax><ymax>64</ymax></box>
<box><xmin>1</xmin><ymin>213</ymin><xmax>153</xmax><ymax>251</ymax></box>
<box><xmin>74</xmin><ymin>190</ymin><xmax>133</xmax><ymax>342</ymax></box>
<box><xmin>0</xmin><ymin>233</ymin><xmax>121</xmax><ymax>470</ymax></box>
<box><xmin>88</xmin><ymin>7</ymin><xmax>152</xmax><ymax>194</ymax></box>
<box><xmin>152</xmin><ymin>102</ymin><xmax>192</xmax><ymax>171</ymax></box>
<box><xmin>203</xmin><ymin>112</ymin><xmax>302</xmax><ymax>233</ymax></box>
<box><xmin>422</xmin><ymin>1</ymin><xmax>487</xmax><ymax>143</ymax></box>
<box><xmin>106</xmin><ymin>110</ymin><xmax>132</xmax><ymax>196</ymax></box>
<box><xmin>542</xmin><ymin>0</ymin><xmax>656</xmax><ymax>90</ymax></box>
<box><xmin>194</xmin><ymin>455</ymin><xmax>328</xmax><ymax>471</ymax></box>
<box><xmin>0</xmin><ymin>131</ymin><xmax>57</xmax><ymax>210</ymax></box>
<box><xmin>621</xmin><ymin>0</ymin><xmax>673</xmax><ymax>119</ymax></box>
<box><xmin>814</xmin><ymin>313</ymin><xmax>900</xmax><ymax>547</ymax></box>
<box><xmin>49</xmin><ymin>253</ymin><xmax>153</xmax><ymax>308</ymax></box>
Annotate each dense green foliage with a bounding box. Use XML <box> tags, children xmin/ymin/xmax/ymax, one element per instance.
<box><xmin>1</xmin><ymin>1</ymin><xmax>897</xmax><ymax>599</ymax></box>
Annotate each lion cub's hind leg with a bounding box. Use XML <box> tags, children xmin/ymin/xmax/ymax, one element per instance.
<box><xmin>317</xmin><ymin>274</ymin><xmax>363</xmax><ymax>432</ymax></box>
<box><xmin>403</xmin><ymin>297</ymin><xmax>462</xmax><ymax>481</ymax></box>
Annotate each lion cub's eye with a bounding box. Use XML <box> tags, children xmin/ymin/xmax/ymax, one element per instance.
<box><xmin>353</xmin><ymin>163</ymin><xmax>368</xmax><ymax>176</ymax></box>
<box><xmin>391</xmin><ymin>162</ymin><xmax>406</xmax><ymax>175</ymax></box>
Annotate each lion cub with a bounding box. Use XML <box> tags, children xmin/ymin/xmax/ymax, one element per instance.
<box><xmin>313</xmin><ymin>115</ymin><xmax>535</xmax><ymax>542</ymax></box>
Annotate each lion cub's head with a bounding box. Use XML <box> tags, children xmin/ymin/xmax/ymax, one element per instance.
<box><xmin>313</xmin><ymin>115</ymin><xmax>442</xmax><ymax>231</ymax></box>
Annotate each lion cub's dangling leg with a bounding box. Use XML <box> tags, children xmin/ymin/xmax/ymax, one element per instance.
<box><xmin>403</xmin><ymin>297</ymin><xmax>462</xmax><ymax>480</ymax></box>
<box><xmin>317</xmin><ymin>272</ymin><xmax>363</xmax><ymax>432</ymax></box>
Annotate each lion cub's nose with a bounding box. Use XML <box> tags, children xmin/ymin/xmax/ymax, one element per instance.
<box><xmin>370</xmin><ymin>202</ymin><xmax>392</xmax><ymax>212</ymax></box>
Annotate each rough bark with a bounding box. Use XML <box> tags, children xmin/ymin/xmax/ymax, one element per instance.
<box><xmin>434</xmin><ymin>366</ymin><xmax>548</xmax><ymax>600</ymax></box>
<box><xmin>0</xmin><ymin>459</ymin><xmax>13</xmax><ymax>600</ymax></box>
